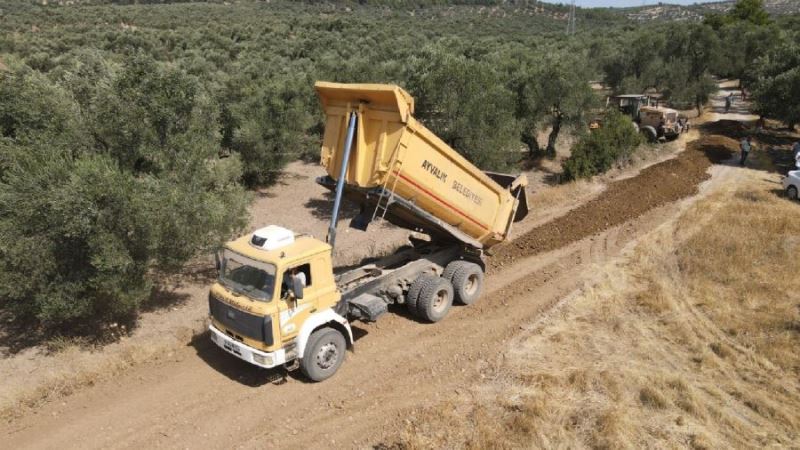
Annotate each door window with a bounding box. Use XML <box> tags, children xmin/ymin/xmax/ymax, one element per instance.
<box><xmin>281</xmin><ymin>263</ymin><xmax>312</xmax><ymax>298</ymax></box>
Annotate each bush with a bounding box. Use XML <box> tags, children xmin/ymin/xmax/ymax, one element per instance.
<box><xmin>0</xmin><ymin>62</ymin><xmax>249</xmax><ymax>331</ymax></box>
<box><xmin>561</xmin><ymin>109</ymin><xmax>643</xmax><ymax>181</ymax></box>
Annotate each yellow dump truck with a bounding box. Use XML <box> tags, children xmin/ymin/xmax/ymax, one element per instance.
<box><xmin>208</xmin><ymin>82</ymin><xmax>528</xmax><ymax>381</ymax></box>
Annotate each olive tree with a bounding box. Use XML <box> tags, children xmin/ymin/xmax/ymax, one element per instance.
<box><xmin>405</xmin><ymin>49</ymin><xmax>522</xmax><ymax>171</ymax></box>
<box><xmin>512</xmin><ymin>50</ymin><xmax>596</xmax><ymax>158</ymax></box>
<box><xmin>0</xmin><ymin>60</ymin><xmax>249</xmax><ymax>330</ymax></box>
<box><xmin>752</xmin><ymin>42</ymin><xmax>800</xmax><ymax>128</ymax></box>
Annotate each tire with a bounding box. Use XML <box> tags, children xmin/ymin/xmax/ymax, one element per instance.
<box><xmin>300</xmin><ymin>327</ymin><xmax>346</xmax><ymax>382</ymax></box>
<box><xmin>641</xmin><ymin>126</ymin><xmax>657</xmax><ymax>143</ymax></box>
<box><xmin>442</xmin><ymin>260</ymin><xmax>465</xmax><ymax>283</ymax></box>
<box><xmin>788</xmin><ymin>185</ymin><xmax>798</xmax><ymax>201</ymax></box>
<box><xmin>416</xmin><ymin>276</ymin><xmax>454</xmax><ymax>323</ymax></box>
<box><xmin>451</xmin><ymin>262</ymin><xmax>484</xmax><ymax>305</ymax></box>
<box><xmin>406</xmin><ymin>273</ymin><xmax>437</xmax><ymax>315</ymax></box>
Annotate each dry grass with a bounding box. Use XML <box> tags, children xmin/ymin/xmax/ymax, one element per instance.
<box><xmin>393</xmin><ymin>171</ymin><xmax>800</xmax><ymax>448</ymax></box>
<box><xmin>677</xmin><ymin>189</ymin><xmax>800</xmax><ymax>376</ymax></box>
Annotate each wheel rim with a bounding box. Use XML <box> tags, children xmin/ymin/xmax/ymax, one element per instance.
<box><xmin>316</xmin><ymin>342</ymin><xmax>339</xmax><ymax>370</ymax></box>
<box><xmin>432</xmin><ymin>289</ymin><xmax>449</xmax><ymax>312</ymax></box>
<box><xmin>464</xmin><ymin>274</ymin><xmax>478</xmax><ymax>296</ymax></box>
<box><xmin>790</xmin><ymin>187</ymin><xmax>798</xmax><ymax>199</ymax></box>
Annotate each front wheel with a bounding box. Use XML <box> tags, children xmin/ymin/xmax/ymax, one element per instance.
<box><xmin>788</xmin><ymin>185</ymin><xmax>798</xmax><ymax>201</ymax></box>
<box><xmin>301</xmin><ymin>327</ymin><xmax>346</xmax><ymax>382</ymax></box>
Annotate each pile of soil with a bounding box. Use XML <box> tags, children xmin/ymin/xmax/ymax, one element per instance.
<box><xmin>489</xmin><ymin>135</ymin><xmax>738</xmax><ymax>272</ymax></box>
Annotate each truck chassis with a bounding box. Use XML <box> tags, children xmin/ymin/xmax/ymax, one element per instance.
<box><xmin>336</xmin><ymin>240</ymin><xmax>482</xmax><ymax>323</ymax></box>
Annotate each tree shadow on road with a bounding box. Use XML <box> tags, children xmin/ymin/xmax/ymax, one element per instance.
<box><xmin>699</xmin><ymin>119</ymin><xmax>752</xmax><ymax>139</ymax></box>
<box><xmin>303</xmin><ymin>190</ymin><xmax>360</xmax><ymax>221</ymax></box>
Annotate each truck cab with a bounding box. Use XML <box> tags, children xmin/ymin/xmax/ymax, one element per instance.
<box><xmin>208</xmin><ymin>225</ymin><xmax>352</xmax><ymax>381</ymax></box>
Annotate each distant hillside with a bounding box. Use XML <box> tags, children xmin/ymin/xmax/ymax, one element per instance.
<box><xmin>12</xmin><ymin>0</ymin><xmax>633</xmax><ymax>32</ymax></box>
<box><xmin>624</xmin><ymin>0</ymin><xmax>800</xmax><ymax>22</ymax></box>
<box><xmin>20</xmin><ymin>0</ymin><xmax>798</xmax><ymax>29</ymax></box>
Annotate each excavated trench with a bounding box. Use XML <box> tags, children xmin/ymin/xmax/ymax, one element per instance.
<box><xmin>488</xmin><ymin>133</ymin><xmax>739</xmax><ymax>273</ymax></box>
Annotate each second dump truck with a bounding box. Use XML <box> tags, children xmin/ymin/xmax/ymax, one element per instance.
<box><xmin>208</xmin><ymin>82</ymin><xmax>528</xmax><ymax>381</ymax></box>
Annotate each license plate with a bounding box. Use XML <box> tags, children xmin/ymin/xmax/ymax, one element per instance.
<box><xmin>222</xmin><ymin>339</ymin><xmax>241</xmax><ymax>356</ymax></box>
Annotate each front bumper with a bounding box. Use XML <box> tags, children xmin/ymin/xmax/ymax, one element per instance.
<box><xmin>209</xmin><ymin>324</ymin><xmax>286</xmax><ymax>369</ymax></box>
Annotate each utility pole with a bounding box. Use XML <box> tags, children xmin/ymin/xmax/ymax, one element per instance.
<box><xmin>565</xmin><ymin>0</ymin><xmax>576</xmax><ymax>36</ymax></box>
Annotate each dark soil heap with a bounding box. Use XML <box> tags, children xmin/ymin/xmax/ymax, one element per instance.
<box><xmin>489</xmin><ymin>135</ymin><xmax>738</xmax><ymax>272</ymax></box>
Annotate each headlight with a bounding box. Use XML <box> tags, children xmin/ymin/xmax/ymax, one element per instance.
<box><xmin>253</xmin><ymin>354</ymin><xmax>272</xmax><ymax>366</ymax></box>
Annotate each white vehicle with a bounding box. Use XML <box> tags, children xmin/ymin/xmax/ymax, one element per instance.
<box><xmin>784</xmin><ymin>171</ymin><xmax>800</xmax><ymax>200</ymax></box>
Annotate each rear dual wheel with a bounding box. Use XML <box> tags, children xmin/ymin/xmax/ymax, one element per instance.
<box><xmin>445</xmin><ymin>261</ymin><xmax>484</xmax><ymax>305</ymax></box>
<box><xmin>417</xmin><ymin>277</ymin><xmax>454</xmax><ymax>323</ymax></box>
<box><xmin>407</xmin><ymin>274</ymin><xmax>453</xmax><ymax>323</ymax></box>
<box><xmin>405</xmin><ymin>261</ymin><xmax>485</xmax><ymax>322</ymax></box>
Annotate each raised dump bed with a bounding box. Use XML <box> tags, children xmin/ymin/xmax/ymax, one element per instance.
<box><xmin>315</xmin><ymin>81</ymin><xmax>528</xmax><ymax>249</ymax></box>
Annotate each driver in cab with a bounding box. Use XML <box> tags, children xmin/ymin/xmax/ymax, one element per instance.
<box><xmin>282</xmin><ymin>267</ymin><xmax>306</xmax><ymax>299</ymax></box>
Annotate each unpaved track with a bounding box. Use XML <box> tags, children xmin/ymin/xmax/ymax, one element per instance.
<box><xmin>1</xmin><ymin>117</ymin><xmax>738</xmax><ymax>449</ymax></box>
<box><xmin>1</xmin><ymin>210</ymin><xmax>673</xmax><ymax>450</ymax></box>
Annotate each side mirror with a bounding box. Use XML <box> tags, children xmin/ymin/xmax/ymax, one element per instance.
<box><xmin>292</xmin><ymin>277</ymin><xmax>304</xmax><ymax>300</ymax></box>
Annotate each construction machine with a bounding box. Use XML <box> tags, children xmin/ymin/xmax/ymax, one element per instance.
<box><xmin>207</xmin><ymin>82</ymin><xmax>528</xmax><ymax>381</ymax></box>
<box><xmin>590</xmin><ymin>94</ymin><xmax>685</xmax><ymax>142</ymax></box>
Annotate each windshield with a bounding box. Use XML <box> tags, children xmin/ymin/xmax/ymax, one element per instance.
<box><xmin>219</xmin><ymin>250</ymin><xmax>276</xmax><ymax>301</ymax></box>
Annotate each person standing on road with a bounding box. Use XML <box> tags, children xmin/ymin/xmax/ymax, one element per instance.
<box><xmin>792</xmin><ymin>140</ymin><xmax>800</xmax><ymax>170</ymax></box>
<box><xmin>755</xmin><ymin>116</ymin><xmax>766</xmax><ymax>134</ymax></box>
<box><xmin>740</xmin><ymin>136</ymin><xmax>753</xmax><ymax>167</ymax></box>
<box><xmin>725</xmin><ymin>93</ymin><xmax>733</xmax><ymax>113</ymax></box>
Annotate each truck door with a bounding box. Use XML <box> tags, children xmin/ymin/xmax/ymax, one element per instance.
<box><xmin>277</xmin><ymin>262</ymin><xmax>317</xmax><ymax>342</ymax></box>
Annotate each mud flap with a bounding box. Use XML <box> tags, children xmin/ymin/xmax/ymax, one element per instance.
<box><xmin>349</xmin><ymin>204</ymin><xmax>372</xmax><ymax>231</ymax></box>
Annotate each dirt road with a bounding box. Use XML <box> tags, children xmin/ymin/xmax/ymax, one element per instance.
<box><xmin>0</xmin><ymin>95</ymin><xmax>747</xmax><ymax>449</ymax></box>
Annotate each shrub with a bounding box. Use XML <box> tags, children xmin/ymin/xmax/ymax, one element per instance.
<box><xmin>561</xmin><ymin>109</ymin><xmax>643</xmax><ymax>181</ymax></box>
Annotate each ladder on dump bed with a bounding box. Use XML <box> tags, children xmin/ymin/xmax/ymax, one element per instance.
<box><xmin>371</xmin><ymin>152</ymin><xmax>403</xmax><ymax>222</ymax></box>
